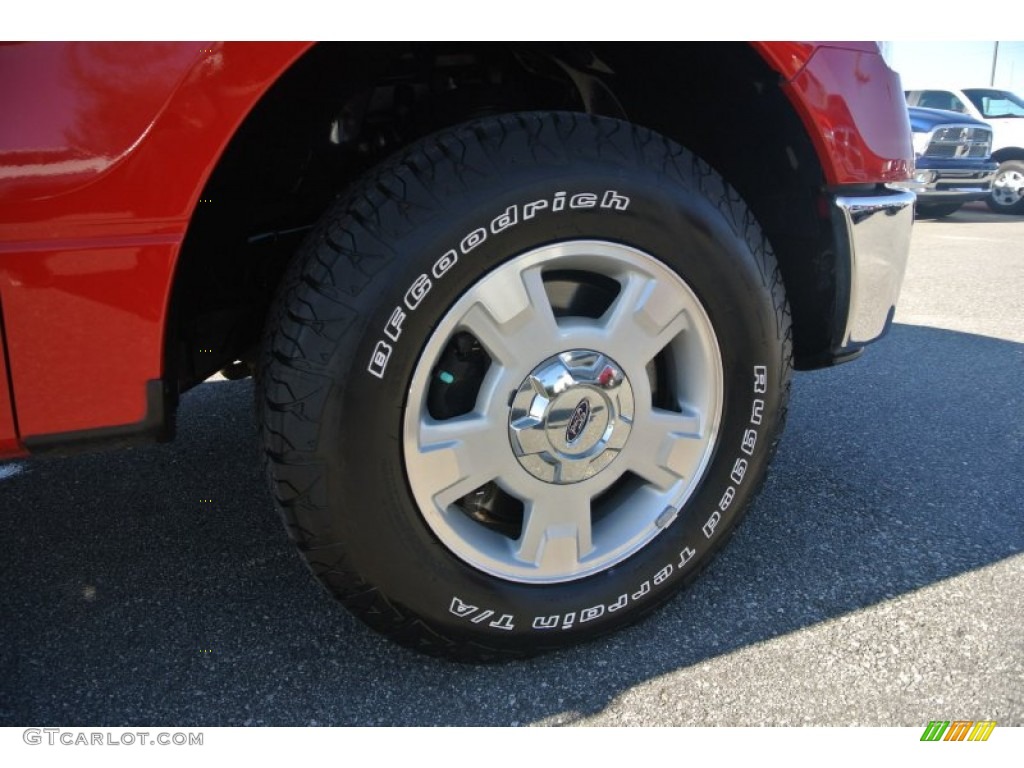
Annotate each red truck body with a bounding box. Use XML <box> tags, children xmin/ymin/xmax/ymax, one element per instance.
<box><xmin>0</xmin><ymin>41</ymin><xmax>912</xmax><ymax>459</ymax></box>
<box><xmin>0</xmin><ymin>42</ymin><xmax>310</xmax><ymax>454</ymax></box>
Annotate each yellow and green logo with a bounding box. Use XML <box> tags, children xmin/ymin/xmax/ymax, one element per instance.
<box><xmin>920</xmin><ymin>720</ymin><xmax>996</xmax><ymax>741</ymax></box>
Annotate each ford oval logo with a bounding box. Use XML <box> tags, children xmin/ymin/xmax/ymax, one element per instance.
<box><xmin>565</xmin><ymin>398</ymin><xmax>591</xmax><ymax>444</ymax></box>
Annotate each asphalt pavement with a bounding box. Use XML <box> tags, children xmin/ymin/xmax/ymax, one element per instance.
<box><xmin>1</xmin><ymin>203</ymin><xmax>1021</xmax><ymax>726</ymax></box>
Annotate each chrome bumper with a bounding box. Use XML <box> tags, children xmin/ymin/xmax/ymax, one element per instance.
<box><xmin>894</xmin><ymin>165</ymin><xmax>997</xmax><ymax>200</ymax></box>
<box><xmin>832</xmin><ymin>189</ymin><xmax>915</xmax><ymax>347</ymax></box>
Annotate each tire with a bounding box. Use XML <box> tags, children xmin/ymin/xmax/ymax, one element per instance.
<box><xmin>260</xmin><ymin>112</ymin><xmax>792</xmax><ymax>661</ymax></box>
<box><xmin>916</xmin><ymin>202</ymin><xmax>961</xmax><ymax>219</ymax></box>
<box><xmin>986</xmin><ymin>159</ymin><xmax>1024</xmax><ymax>215</ymax></box>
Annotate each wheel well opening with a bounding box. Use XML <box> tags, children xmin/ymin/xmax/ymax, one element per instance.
<box><xmin>167</xmin><ymin>42</ymin><xmax>587</xmax><ymax>392</ymax></box>
<box><xmin>167</xmin><ymin>43</ymin><xmax>838</xmax><ymax>395</ymax></box>
<box><xmin>992</xmin><ymin>147</ymin><xmax>1024</xmax><ymax>164</ymax></box>
<box><xmin>586</xmin><ymin>43</ymin><xmax>838</xmax><ymax>368</ymax></box>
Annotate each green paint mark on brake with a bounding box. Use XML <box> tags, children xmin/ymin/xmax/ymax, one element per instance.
<box><xmin>439</xmin><ymin>371</ymin><xmax>455</xmax><ymax>384</ymax></box>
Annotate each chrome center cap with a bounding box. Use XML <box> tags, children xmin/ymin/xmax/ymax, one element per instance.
<box><xmin>508</xmin><ymin>350</ymin><xmax>634</xmax><ymax>484</ymax></box>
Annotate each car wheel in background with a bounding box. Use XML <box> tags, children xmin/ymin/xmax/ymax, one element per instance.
<box><xmin>986</xmin><ymin>160</ymin><xmax>1024</xmax><ymax>215</ymax></box>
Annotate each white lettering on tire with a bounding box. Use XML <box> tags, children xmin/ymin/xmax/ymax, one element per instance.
<box><xmin>475</xmin><ymin>362</ymin><xmax>773</xmax><ymax>633</ymax></box>
<box><xmin>366</xmin><ymin>190</ymin><xmax>631</xmax><ymax>381</ymax></box>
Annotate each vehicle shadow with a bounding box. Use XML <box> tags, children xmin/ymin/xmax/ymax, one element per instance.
<box><xmin>1</xmin><ymin>323</ymin><xmax>1021</xmax><ymax>726</ymax></box>
<box><xmin>919</xmin><ymin>201</ymin><xmax>1023</xmax><ymax>224</ymax></box>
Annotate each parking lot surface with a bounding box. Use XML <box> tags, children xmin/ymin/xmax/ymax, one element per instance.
<box><xmin>1</xmin><ymin>203</ymin><xmax>1021</xmax><ymax>726</ymax></box>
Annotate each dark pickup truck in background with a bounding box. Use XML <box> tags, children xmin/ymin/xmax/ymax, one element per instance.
<box><xmin>900</xmin><ymin>106</ymin><xmax>998</xmax><ymax>218</ymax></box>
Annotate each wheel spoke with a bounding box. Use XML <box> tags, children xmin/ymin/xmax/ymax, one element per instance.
<box><xmin>627</xmin><ymin>408</ymin><xmax>706</xmax><ymax>491</ymax></box>
<box><xmin>412</xmin><ymin>415</ymin><xmax>507</xmax><ymax>508</ymax></box>
<box><xmin>515</xmin><ymin>491</ymin><xmax>594</xmax><ymax>574</ymax></box>
<box><xmin>602</xmin><ymin>273</ymin><xmax>690</xmax><ymax>365</ymax></box>
<box><xmin>459</xmin><ymin>265</ymin><xmax>559</xmax><ymax>369</ymax></box>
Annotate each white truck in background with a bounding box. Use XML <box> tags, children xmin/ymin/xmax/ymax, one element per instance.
<box><xmin>905</xmin><ymin>87</ymin><xmax>1024</xmax><ymax>214</ymax></box>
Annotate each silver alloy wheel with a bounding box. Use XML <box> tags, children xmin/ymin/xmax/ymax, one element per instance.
<box><xmin>992</xmin><ymin>166</ymin><xmax>1024</xmax><ymax>207</ymax></box>
<box><xmin>403</xmin><ymin>241</ymin><xmax>724</xmax><ymax>584</ymax></box>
